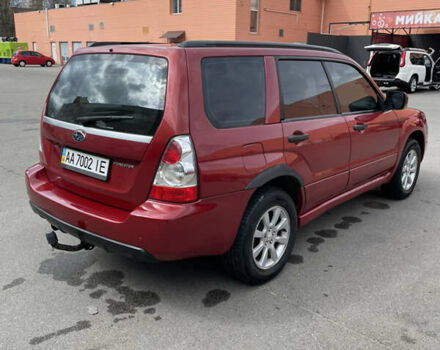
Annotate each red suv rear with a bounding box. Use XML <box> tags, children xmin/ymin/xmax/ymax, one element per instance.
<box><xmin>11</xmin><ymin>50</ymin><xmax>55</xmax><ymax>67</ymax></box>
<box><xmin>26</xmin><ymin>41</ymin><xmax>427</xmax><ymax>284</ymax></box>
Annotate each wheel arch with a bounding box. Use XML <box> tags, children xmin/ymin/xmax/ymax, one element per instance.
<box><xmin>245</xmin><ymin>165</ymin><xmax>304</xmax><ymax>211</ymax></box>
<box><xmin>408</xmin><ymin>130</ymin><xmax>425</xmax><ymax>160</ymax></box>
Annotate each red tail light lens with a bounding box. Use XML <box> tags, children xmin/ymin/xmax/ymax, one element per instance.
<box><xmin>150</xmin><ymin>185</ymin><xmax>197</xmax><ymax>203</ymax></box>
<box><xmin>367</xmin><ymin>52</ymin><xmax>375</xmax><ymax>66</ymax></box>
<box><xmin>400</xmin><ymin>51</ymin><xmax>406</xmax><ymax>67</ymax></box>
<box><xmin>150</xmin><ymin>135</ymin><xmax>198</xmax><ymax>203</ymax></box>
<box><xmin>162</xmin><ymin>141</ymin><xmax>182</xmax><ymax>165</ymax></box>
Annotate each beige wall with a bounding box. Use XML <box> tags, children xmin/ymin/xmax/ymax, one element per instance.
<box><xmin>235</xmin><ymin>0</ymin><xmax>322</xmax><ymax>42</ymax></box>
<box><xmin>14</xmin><ymin>0</ymin><xmax>440</xmax><ymax>65</ymax></box>
<box><xmin>14</xmin><ymin>0</ymin><xmax>238</xmax><ymax>63</ymax></box>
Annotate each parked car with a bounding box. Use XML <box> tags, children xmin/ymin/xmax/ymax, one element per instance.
<box><xmin>11</xmin><ymin>50</ymin><xmax>55</xmax><ymax>67</ymax></box>
<box><xmin>365</xmin><ymin>43</ymin><xmax>440</xmax><ymax>92</ymax></box>
<box><xmin>25</xmin><ymin>41</ymin><xmax>427</xmax><ymax>284</ymax></box>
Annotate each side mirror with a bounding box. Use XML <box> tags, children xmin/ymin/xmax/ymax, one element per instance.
<box><xmin>385</xmin><ymin>91</ymin><xmax>408</xmax><ymax>110</ymax></box>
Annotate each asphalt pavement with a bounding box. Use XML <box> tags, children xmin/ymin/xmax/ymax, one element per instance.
<box><xmin>0</xmin><ymin>64</ymin><xmax>439</xmax><ymax>350</ymax></box>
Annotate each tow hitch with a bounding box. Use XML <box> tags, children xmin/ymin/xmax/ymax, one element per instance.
<box><xmin>46</xmin><ymin>229</ymin><xmax>94</xmax><ymax>252</ymax></box>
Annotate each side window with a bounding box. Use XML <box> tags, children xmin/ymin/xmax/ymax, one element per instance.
<box><xmin>278</xmin><ymin>60</ymin><xmax>337</xmax><ymax>119</ymax></box>
<box><xmin>325</xmin><ymin>62</ymin><xmax>380</xmax><ymax>113</ymax></box>
<box><xmin>410</xmin><ymin>53</ymin><xmax>423</xmax><ymax>65</ymax></box>
<box><xmin>201</xmin><ymin>57</ymin><xmax>266</xmax><ymax>129</ymax></box>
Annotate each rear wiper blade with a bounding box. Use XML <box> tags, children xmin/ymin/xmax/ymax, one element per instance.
<box><xmin>76</xmin><ymin>115</ymin><xmax>134</xmax><ymax>123</ymax></box>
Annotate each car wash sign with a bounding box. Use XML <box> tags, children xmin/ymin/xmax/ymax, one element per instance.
<box><xmin>370</xmin><ymin>9</ymin><xmax>440</xmax><ymax>30</ymax></box>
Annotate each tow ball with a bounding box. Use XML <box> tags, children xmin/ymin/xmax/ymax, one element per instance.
<box><xmin>46</xmin><ymin>229</ymin><xmax>94</xmax><ymax>252</ymax></box>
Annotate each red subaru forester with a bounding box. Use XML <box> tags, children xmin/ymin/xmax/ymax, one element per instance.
<box><xmin>26</xmin><ymin>41</ymin><xmax>427</xmax><ymax>284</ymax></box>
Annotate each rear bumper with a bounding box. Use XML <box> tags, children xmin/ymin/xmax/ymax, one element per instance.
<box><xmin>26</xmin><ymin>163</ymin><xmax>252</xmax><ymax>261</ymax></box>
<box><xmin>373</xmin><ymin>78</ymin><xmax>408</xmax><ymax>88</ymax></box>
<box><xmin>31</xmin><ymin>202</ymin><xmax>157</xmax><ymax>262</ymax></box>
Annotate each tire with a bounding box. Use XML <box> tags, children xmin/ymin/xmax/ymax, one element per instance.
<box><xmin>45</xmin><ymin>61</ymin><xmax>52</xmax><ymax>67</ymax></box>
<box><xmin>223</xmin><ymin>187</ymin><xmax>297</xmax><ymax>285</ymax></box>
<box><xmin>382</xmin><ymin>139</ymin><xmax>421</xmax><ymax>199</ymax></box>
<box><xmin>19</xmin><ymin>60</ymin><xmax>26</xmax><ymax>67</ymax></box>
<box><xmin>13</xmin><ymin>64</ymin><xmax>18</xmax><ymax>67</ymax></box>
<box><xmin>406</xmin><ymin>75</ymin><xmax>417</xmax><ymax>93</ymax></box>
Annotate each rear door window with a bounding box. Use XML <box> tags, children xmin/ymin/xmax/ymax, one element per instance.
<box><xmin>46</xmin><ymin>54</ymin><xmax>168</xmax><ymax>137</ymax></box>
<box><xmin>201</xmin><ymin>57</ymin><xmax>266</xmax><ymax>128</ymax></box>
<box><xmin>325</xmin><ymin>62</ymin><xmax>381</xmax><ymax>113</ymax></box>
<box><xmin>410</xmin><ymin>53</ymin><xmax>424</xmax><ymax>65</ymax></box>
<box><xmin>278</xmin><ymin>60</ymin><xmax>337</xmax><ymax>119</ymax></box>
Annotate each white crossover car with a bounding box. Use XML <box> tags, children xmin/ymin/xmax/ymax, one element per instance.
<box><xmin>365</xmin><ymin>44</ymin><xmax>440</xmax><ymax>93</ymax></box>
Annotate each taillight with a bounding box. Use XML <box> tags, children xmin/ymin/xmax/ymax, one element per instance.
<box><xmin>367</xmin><ymin>52</ymin><xmax>375</xmax><ymax>66</ymax></box>
<box><xmin>150</xmin><ymin>135</ymin><xmax>198</xmax><ymax>203</ymax></box>
<box><xmin>400</xmin><ymin>51</ymin><xmax>406</xmax><ymax>67</ymax></box>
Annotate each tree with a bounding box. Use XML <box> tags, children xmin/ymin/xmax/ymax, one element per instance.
<box><xmin>0</xmin><ymin>0</ymin><xmax>14</xmax><ymax>37</ymax></box>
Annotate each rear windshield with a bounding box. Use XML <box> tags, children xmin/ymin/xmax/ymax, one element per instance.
<box><xmin>372</xmin><ymin>52</ymin><xmax>400</xmax><ymax>65</ymax></box>
<box><xmin>46</xmin><ymin>54</ymin><xmax>168</xmax><ymax>137</ymax></box>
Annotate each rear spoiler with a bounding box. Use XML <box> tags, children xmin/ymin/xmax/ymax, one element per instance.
<box><xmin>365</xmin><ymin>44</ymin><xmax>402</xmax><ymax>52</ymax></box>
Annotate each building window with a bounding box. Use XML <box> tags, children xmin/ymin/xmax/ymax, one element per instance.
<box><xmin>171</xmin><ymin>0</ymin><xmax>182</xmax><ymax>14</ymax></box>
<box><xmin>32</xmin><ymin>42</ymin><xmax>37</xmax><ymax>51</ymax></box>
<box><xmin>99</xmin><ymin>21</ymin><xmax>104</xmax><ymax>29</ymax></box>
<box><xmin>50</xmin><ymin>25</ymin><xmax>55</xmax><ymax>32</ymax></box>
<box><xmin>290</xmin><ymin>0</ymin><xmax>301</xmax><ymax>11</ymax></box>
<box><xmin>279</xmin><ymin>29</ymin><xmax>284</xmax><ymax>37</ymax></box>
<box><xmin>250</xmin><ymin>0</ymin><xmax>259</xmax><ymax>33</ymax></box>
<box><xmin>72</xmin><ymin>42</ymin><xmax>82</xmax><ymax>53</ymax></box>
<box><xmin>88</xmin><ymin>24</ymin><xmax>94</xmax><ymax>31</ymax></box>
<box><xmin>59</xmin><ymin>42</ymin><xmax>69</xmax><ymax>65</ymax></box>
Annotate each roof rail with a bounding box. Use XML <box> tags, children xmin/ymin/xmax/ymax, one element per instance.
<box><xmin>403</xmin><ymin>47</ymin><xmax>426</xmax><ymax>52</ymax></box>
<box><xmin>178</xmin><ymin>40</ymin><xmax>341</xmax><ymax>54</ymax></box>
<box><xmin>88</xmin><ymin>41</ymin><xmax>165</xmax><ymax>47</ymax></box>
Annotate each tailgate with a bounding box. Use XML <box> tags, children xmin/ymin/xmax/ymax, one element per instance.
<box><xmin>40</xmin><ymin>48</ymin><xmax>188</xmax><ymax>210</ymax></box>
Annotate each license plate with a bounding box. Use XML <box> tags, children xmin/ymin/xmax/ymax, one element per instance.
<box><xmin>61</xmin><ymin>147</ymin><xmax>110</xmax><ymax>181</ymax></box>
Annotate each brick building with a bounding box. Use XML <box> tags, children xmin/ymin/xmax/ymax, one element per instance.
<box><xmin>14</xmin><ymin>0</ymin><xmax>440</xmax><ymax>64</ymax></box>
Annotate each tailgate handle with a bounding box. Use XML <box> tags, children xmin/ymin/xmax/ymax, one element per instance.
<box><xmin>288</xmin><ymin>133</ymin><xmax>310</xmax><ymax>144</ymax></box>
<box><xmin>353</xmin><ymin>123</ymin><xmax>368</xmax><ymax>132</ymax></box>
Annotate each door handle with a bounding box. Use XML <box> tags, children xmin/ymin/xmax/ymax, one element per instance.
<box><xmin>288</xmin><ymin>133</ymin><xmax>310</xmax><ymax>144</ymax></box>
<box><xmin>353</xmin><ymin>123</ymin><xmax>368</xmax><ymax>132</ymax></box>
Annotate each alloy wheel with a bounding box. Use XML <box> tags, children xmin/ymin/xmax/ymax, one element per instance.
<box><xmin>252</xmin><ymin>206</ymin><xmax>290</xmax><ymax>270</ymax></box>
<box><xmin>401</xmin><ymin>149</ymin><xmax>418</xmax><ymax>191</ymax></box>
